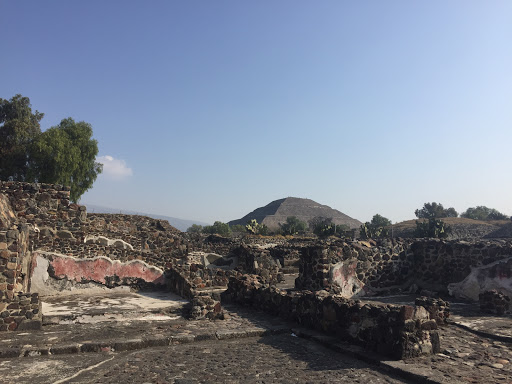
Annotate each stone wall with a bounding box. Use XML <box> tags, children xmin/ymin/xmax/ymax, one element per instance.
<box><xmin>0</xmin><ymin>181</ymin><xmax>86</xmax><ymax>233</ymax></box>
<box><xmin>222</xmin><ymin>274</ymin><xmax>440</xmax><ymax>360</ymax></box>
<box><xmin>30</xmin><ymin>251</ymin><xmax>166</xmax><ymax>295</ymax></box>
<box><xmin>230</xmin><ymin>245</ymin><xmax>281</xmax><ymax>283</ymax></box>
<box><xmin>295</xmin><ymin>239</ymin><xmax>414</xmax><ymax>296</ymax></box>
<box><xmin>165</xmin><ymin>263</ymin><xmax>231</xmax><ymax>319</ymax></box>
<box><xmin>0</xmin><ymin>225</ymin><xmax>42</xmax><ymax>331</ymax></box>
<box><xmin>296</xmin><ymin>239</ymin><xmax>512</xmax><ymax>299</ymax></box>
<box><xmin>411</xmin><ymin>239</ymin><xmax>512</xmax><ymax>290</ymax></box>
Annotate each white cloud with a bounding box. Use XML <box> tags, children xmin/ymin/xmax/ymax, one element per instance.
<box><xmin>97</xmin><ymin>155</ymin><xmax>133</xmax><ymax>179</ymax></box>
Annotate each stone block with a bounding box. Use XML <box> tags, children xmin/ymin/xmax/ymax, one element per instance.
<box><xmin>399</xmin><ymin>305</ymin><xmax>414</xmax><ymax>322</ymax></box>
<box><xmin>0</xmin><ymin>250</ymin><xmax>10</xmax><ymax>259</ymax></box>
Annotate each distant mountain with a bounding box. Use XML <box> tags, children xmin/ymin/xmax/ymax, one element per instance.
<box><xmin>83</xmin><ymin>203</ymin><xmax>209</xmax><ymax>232</ymax></box>
<box><xmin>228</xmin><ymin>197</ymin><xmax>362</xmax><ymax>229</ymax></box>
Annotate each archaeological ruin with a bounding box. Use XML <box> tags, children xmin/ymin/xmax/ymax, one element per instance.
<box><xmin>1</xmin><ymin>180</ymin><xmax>511</xmax><ymax>382</ymax></box>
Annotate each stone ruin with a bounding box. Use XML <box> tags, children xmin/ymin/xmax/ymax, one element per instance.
<box><xmin>1</xmin><ymin>180</ymin><xmax>512</xmax><ymax>360</ymax></box>
<box><xmin>479</xmin><ymin>289</ymin><xmax>511</xmax><ymax>315</ymax></box>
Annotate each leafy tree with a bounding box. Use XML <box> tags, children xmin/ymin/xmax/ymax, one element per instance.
<box><xmin>415</xmin><ymin>202</ymin><xmax>458</xmax><ymax>219</ymax></box>
<box><xmin>461</xmin><ymin>206</ymin><xmax>509</xmax><ymax>221</ymax></box>
<box><xmin>0</xmin><ymin>94</ymin><xmax>44</xmax><ymax>180</ymax></box>
<box><xmin>414</xmin><ymin>218</ymin><xmax>451</xmax><ymax>239</ymax></box>
<box><xmin>230</xmin><ymin>224</ymin><xmax>247</xmax><ymax>233</ymax></box>
<box><xmin>245</xmin><ymin>219</ymin><xmax>269</xmax><ymax>235</ymax></box>
<box><xmin>202</xmin><ymin>221</ymin><xmax>231</xmax><ymax>236</ymax></box>
<box><xmin>186</xmin><ymin>224</ymin><xmax>203</xmax><ymax>233</ymax></box>
<box><xmin>444</xmin><ymin>207</ymin><xmax>458</xmax><ymax>218</ymax></box>
<box><xmin>360</xmin><ymin>214</ymin><xmax>392</xmax><ymax>239</ymax></box>
<box><xmin>279</xmin><ymin>216</ymin><xmax>307</xmax><ymax>236</ymax></box>
<box><xmin>29</xmin><ymin>118</ymin><xmax>102</xmax><ymax>202</ymax></box>
<box><xmin>0</xmin><ymin>95</ymin><xmax>102</xmax><ymax>202</ymax></box>
<box><xmin>309</xmin><ymin>217</ymin><xmax>336</xmax><ymax>237</ymax></box>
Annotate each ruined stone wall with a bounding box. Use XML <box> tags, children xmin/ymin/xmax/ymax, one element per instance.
<box><xmin>222</xmin><ymin>274</ymin><xmax>440</xmax><ymax>360</ymax></box>
<box><xmin>410</xmin><ymin>239</ymin><xmax>512</xmax><ymax>288</ymax></box>
<box><xmin>0</xmin><ymin>181</ymin><xmax>86</xmax><ymax>233</ymax></box>
<box><xmin>230</xmin><ymin>245</ymin><xmax>281</xmax><ymax>283</ymax></box>
<box><xmin>165</xmin><ymin>263</ymin><xmax>233</xmax><ymax>319</ymax></box>
<box><xmin>30</xmin><ymin>251</ymin><xmax>166</xmax><ymax>295</ymax></box>
<box><xmin>295</xmin><ymin>239</ymin><xmax>414</xmax><ymax>295</ymax></box>
<box><xmin>0</xmin><ymin>225</ymin><xmax>42</xmax><ymax>331</ymax></box>
<box><xmin>296</xmin><ymin>239</ymin><xmax>512</xmax><ymax>298</ymax></box>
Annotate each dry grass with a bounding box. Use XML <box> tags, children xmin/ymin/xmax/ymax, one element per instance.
<box><xmin>393</xmin><ymin>217</ymin><xmax>509</xmax><ymax>230</ymax></box>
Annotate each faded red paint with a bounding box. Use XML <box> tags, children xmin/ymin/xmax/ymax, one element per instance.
<box><xmin>49</xmin><ymin>256</ymin><xmax>164</xmax><ymax>285</ymax></box>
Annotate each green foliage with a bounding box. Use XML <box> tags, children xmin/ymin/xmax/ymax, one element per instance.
<box><xmin>30</xmin><ymin>118</ymin><xmax>102</xmax><ymax>202</ymax></box>
<box><xmin>359</xmin><ymin>214</ymin><xmax>392</xmax><ymax>239</ymax></box>
<box><xmin>279</xmin><ymin>216</ymin><xmax>307</xmax><ymax>236</ymax></box>
<box><xmin>413</xmin><ymin>218</ymin><xmax>451</xmax><ymax>239</ymax></box>
<box><xmin>245</xmin><ymin>219</ymin><xmax>269</xmax><ymax>235</ymax></box>
<box><xmin>309</xmin><ymin>217</ymin><xmax>336</xmax><ymax>237</ymax></box>
<box><xmin>0</xmin><ymin>95</ymin><xmax>102</xmax><ymax>202</ymax></box>
<box><xmin>186</xmin><ymin>224</ymin><xmax>203</xmax><ymax>233</ymax></box>
<box><xmin>230</xmin><ymin>224</ymin><xmax>247</xmax><ymax>233</ymax></box>
<box><xmin>202</xmin><ymin>221</ymin><xmax>231</xmax><ymax>236</ymax></box>
<box><xmin>461</xmin><ymin>206</ymin><xmax>509</xmax><ymax>221</ymax></box>
<box><xmin>0</xmin><ymin>94</ymin><xmax>44</xmax><ymax>181</ymax></box>
<box><xmin>415</xmin><ymin>202</ymin><xmax>458</xmax><ymax>219</ymax></box>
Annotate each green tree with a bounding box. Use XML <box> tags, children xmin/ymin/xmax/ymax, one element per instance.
<box><xmin>415</xmin><ymin>202</ymin><xmax>458</xmax><ymax>219</ymax></box>
<box><xmin>360</xmin><ymin>214</ymin><xmax>392</xmax><ymax>239</ymax></box>
<box><xmin>279</xmin><ymin>216</ymin><xmax>307</xmax><ymax>236</ymax></box>
<box><xmin>461</xmin><ymin>206</ymin><xmax>509</xmax><ymax>221</ymax></box>
<box><xmin>309</xmin><ymin>217</ymin><xmax>336</xmax><ymax>237</ymax></box>
<box><xmin>230</xmin><ymin>224</ymin><xmax>247</xmax><ymax>233</ymax></box>
<box><xmin>30</xmin><ymin>118</ymin><xmax>102</xmax><ymax>202</ymax></box>
<box><xmin>414</xmin><ymin>218</ymin><xmax>451</xmax><ymax>239</ymax></box>
<box><xmin>202</xmin><ymin>221</ymin><xmax>231</xmax><ymax>236</ymax></box>
<box><xmin>186</xmin><ymin>224</ymin><xmax>203</xmax><ymax>233</ymax></box>
<box><xmin>0</xmin><ymin>94</ymin><xmax>44</xmax><ymax>180</ymax></box>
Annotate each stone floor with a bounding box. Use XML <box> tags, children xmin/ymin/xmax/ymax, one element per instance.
<box><xmin>41</xmin><ymin>289</ymin><xmax>188</xmax><ymax>325</ymax></box>
<box><xmin>0</xmin><ymin>335</ymin><xmax>408</xmax><ymax>384</ymax></box>
<box><xmin>0</xmin><ymin>290</ymin><xmax>511</xmax><ymax>384</ymax></box>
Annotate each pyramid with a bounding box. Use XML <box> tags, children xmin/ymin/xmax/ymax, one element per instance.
<box><xmin>228</xmin><ymin>197</ymin><xmax>362</xmax><ymax>229</ymax></box>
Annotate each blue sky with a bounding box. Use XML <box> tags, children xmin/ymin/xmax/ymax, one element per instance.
<box><xmin>1</xmin><ymin>1</ymin><xmax>511</xmax><ymax>224</ymax></box>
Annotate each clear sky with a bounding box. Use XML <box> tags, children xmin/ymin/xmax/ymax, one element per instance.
<box><xmin>1</xmin><ymin>1</ymin><xmax>511</xmax><ymax>224</ymax></box>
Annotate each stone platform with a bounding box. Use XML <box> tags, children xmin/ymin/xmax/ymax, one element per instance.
<box><xmin>41</xmin><ymin>289</ymin><xmax>188</xmax><ymax>325</ymax></box>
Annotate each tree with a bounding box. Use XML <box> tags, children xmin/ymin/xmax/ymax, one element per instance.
<box><xmin>461</xmin><ymin>206</ymin><xmax>509</xmax><ymax>221</ymax></box>
<box><xmin>30</xmin><ymin>118</ymin><xmax>102</xmax><ymax>202</ymax></box>
<box><xmin>202</xmin><ymin>221</ymin><xmax>231</xmax><ymax>236</ymax></box>
<box><xmin>186</xmin><ymin>224</ymin><xmax>203</xmax><ymax>233</ymax></box>
<box><xmin>230</xmin><ymin>224</ymin><xmax>247</xmax><ymax>233</ymax></box>
<box><xmin>279</xmin><ymin>216</ymin><xmax>307</xmax><ymax>236</ymax></box>
<box><xmin>414</xmin><ymin>218</ymin><xmax>451</xmax><ymax>239</ymax></box>
<box><xmin>0</xmin><ymin>94</ymin><xmax>44</xmax><ymax>181</ymax></box>
<box><xmin>309</xmin><ymin>217</ymin><xmax>335</xmax><ymax>237</ymax></box>
<box><xmin>0</xmin><ymin>95</ymin><xmax>102</xmax><ymax>202</ymax></box>
<box><xmin>360</xmin><ymin>214</ymin><xmax>392</xmax><ymax>239</ymax></box>
<box><xmin>415</xmin><ymin>202</ymin><xmax>458</xmax><ymax>219</ymax></box>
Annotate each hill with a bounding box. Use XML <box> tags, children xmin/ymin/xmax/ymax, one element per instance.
<box><xmin>392</xmin><ymin>217</ymin><xmax>511</xmax><ymax>239</ymax></box>
<box><xmin>228</xmin><ymin>197</ymin><xmax>362</xmax><ymax>229</ymax></box>
<box><xmin>83</xmin><ymin>203</ymin><xmax>209</xmax><ymax>232</ymax></box>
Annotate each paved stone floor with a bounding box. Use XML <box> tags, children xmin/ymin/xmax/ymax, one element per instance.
<box><xmin>1</xmin><ymin>291</ymin><xmax>511</xmax><ymax>384</ymax></box>
<box><xmin>0</xmin><ymin>335</ymin><xmax>408</xmax><ymax>384</ymax></box>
